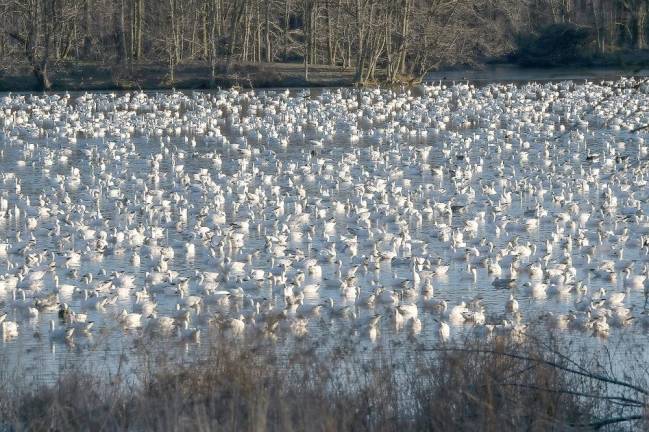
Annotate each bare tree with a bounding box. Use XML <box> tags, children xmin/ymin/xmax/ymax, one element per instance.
<box><xmin>4</xmin><ymin>0</ymin><xmax>71</xmax><ymax>90</ymax></box>
<box><xmin>0</xmin><ymin>0</ymin><xmax>647</xmax><ymax>89</ymax></box>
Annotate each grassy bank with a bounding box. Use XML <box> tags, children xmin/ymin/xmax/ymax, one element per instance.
<box><xmin>0</xmin><ymin>62</ymin><xmax>357</xmax><ymax>92</ymax></box>
<box><xmin>0</xmin><ymin>333</ymin><xmax>646</xmax><ymax>431</ymax></box>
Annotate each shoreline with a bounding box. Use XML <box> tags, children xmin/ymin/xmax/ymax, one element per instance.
<box><xmin>2</xmin><ymin>60</ymin><xmax>649</xmax><ymax>93</ymax></box>
<box><xmin>0</xmin><ymin>62</ymin><xmax>356</xmax><ymax>92</ymax></box>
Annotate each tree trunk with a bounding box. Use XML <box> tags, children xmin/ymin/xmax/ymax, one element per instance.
<box><xmin>209</xmin><ymin>0</ymin><xmax>219</xmax><ymax>80</ymax></box>
<box><xmin>636</xmin><ymin>3</ymin><xmax>647</xmax><ymax>49</ymax></box>
<box><xmin>353</xmin><ymin>0</ymin><xmax>367</xmax><ymax>82</ymax></box>
<box><xmin>177</xmin><ymin>0</ymin><xmax>184</xmax><ymax>62</ymax></box>
<box><xmin>168</xmin><ymin>0</ymin><xmax>177</xmax><ymax>83</ymax></box>
<box><xmin>225</xmin><ymin>0</ymin><xmax>247</xmax><ymax>72</ymax></box>
<box><xmin>310</xmin><ymin>1</ymin><xmax>317</xmax><ymax>64</ymax></box>
<box><xmin>60</xmin><ymin>23</ymin><xmax>75</xmax><ymax>60</ymax></box>
<box><xmin>326</xmin><ymin>0</ymin><xmax>334</xmax><ymax>65</ymax></box>
<box><xmin>36</xmin><ymin>0</ymin><xmax>53</xmax><ymax>90</ymax></box>
<box><xmin>242</xmin><ymin>7</ymin><xmax>251</xmax><ymax>62</ymax></box>
<box><xmin>283</xmin><ymin>0</ymin><xmax>290</xmax><ymax>60</ymax></box>
<box><xmin>255</xmin><ymin>0</ymin><xmax>261</xmax><ymax>63</ymax></box>
<box><xmin>116</xmin><ymin>0</ymin><xmax>128</xmax><ymax>65</ymax></box>
<box><xmin>303</xmin><ymin>0</ymin><xmax>310</xmax><ymax>80</ymax></box>
<box><xmin>265</xmin><ymin>0</ymin><xmax>271</xmax><ymax>62</ymax></box>
<box><xmin>397</xmin><ymin>0</ymin><xmax>411</xmax><ymax>76</ymax></box>
<box><xmin>136</xmin><ymin>0</ymin><xmax>144</xmax><ymax>59</ymax></box>
<box><xmin>33</xmin><ymin>60</ymin><xmax>51</xmax><ymax>91</ymax></box>
<box><xmin>83</xmin><ymin>0</ymin><xmax>93</xmax><ymax>58</ymax></box>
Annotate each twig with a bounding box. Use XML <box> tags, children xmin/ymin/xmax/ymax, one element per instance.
<box><xmin>422</xmin><ymin>346</ymin><xmax>649</xmax><ymax>396</ymax></box>
<box><xmin>576</xmin><ymin>415</ymin><xmax>644</xmax><ymax>430</ymax></box>
<box><xmin>500</xmin><ymin>363</ymin><xmax>538</xmax><ymax>382</ymax></box>
<box><xmin>498</xmin><ymin>382</ymin><xmax>644</xmax><ymax>407</ymax></box>
<box><xmin>527</xmin><ymin>334</ymin><xmax>593</xmax><ymax>376</ymax></box>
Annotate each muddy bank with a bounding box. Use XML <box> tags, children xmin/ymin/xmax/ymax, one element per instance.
<box><xmin>2</xmin><ymin>59</ymin><xmax>649</xmax><ymax>93</ymax></box>
<box><xmin>0</xmin><ymin>62</ymin><xmax>356</xmax><ymax>92</ymax></box>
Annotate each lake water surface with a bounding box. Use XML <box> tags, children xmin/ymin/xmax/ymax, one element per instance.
<box><xmin>1</xmin><ymin>77</ymin><xmax>649</xmax><ymax>382</ymax></box>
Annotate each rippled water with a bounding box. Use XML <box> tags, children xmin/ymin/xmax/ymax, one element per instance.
<box><xmin>1</xmin><ymin>80</ymin><xmax>649</xmax><ymax>381</ymax></box>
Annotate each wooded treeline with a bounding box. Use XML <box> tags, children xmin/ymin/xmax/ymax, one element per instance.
<box><xmin>0</xmin><ymin>0</ymin><xmax>648</xmax><ymax>90</ymax></box>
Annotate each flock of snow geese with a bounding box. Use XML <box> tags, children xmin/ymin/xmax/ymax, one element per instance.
<box><xmin>1</xmin><ymin>77</ymin><xmax>649</xmax><ymax>357</ymax></box>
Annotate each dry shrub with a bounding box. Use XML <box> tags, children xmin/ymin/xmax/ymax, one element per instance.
<box><xmin>0</xmin><ymin>334</ymin><xmax>646</xmax><ymax>432</ymax></box>
<box><xmin>411</xmin><ymin>342</ymin><xmax>593</xmax><ymax>430</ymax></box>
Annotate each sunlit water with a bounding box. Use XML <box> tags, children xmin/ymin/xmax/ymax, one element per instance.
<box><xmin>1</xmin><ymin>78</ymin><xmax>649</xmax><ymax>382</ymax></box>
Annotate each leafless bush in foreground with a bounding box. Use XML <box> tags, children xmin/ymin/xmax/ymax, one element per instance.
<box><xmin>1</xmin><ymin>333</ymin><xmax>647</xmax><ymax>431</ymax></box>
